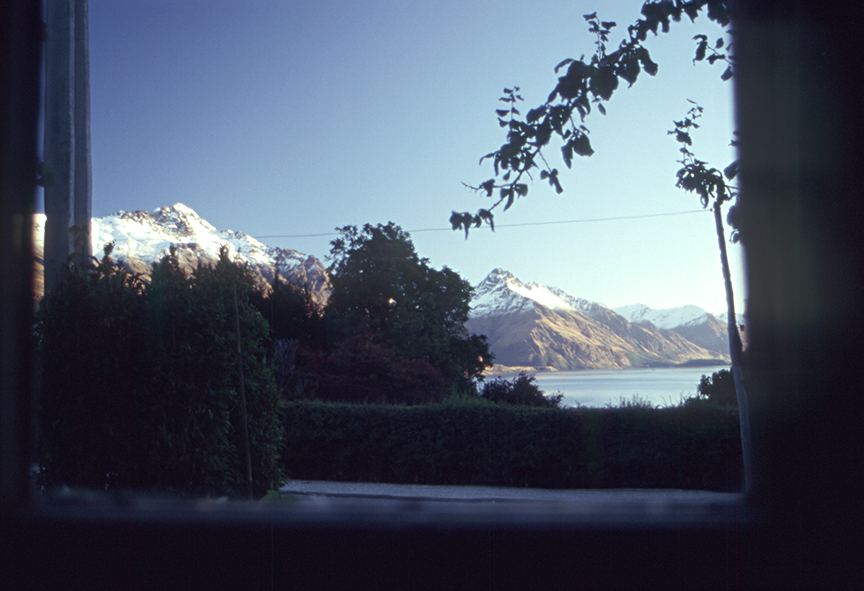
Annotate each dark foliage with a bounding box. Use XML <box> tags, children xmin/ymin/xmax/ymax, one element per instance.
<box><xmin>452</xmin><ymin>0</ymin><xmax>735</xmax><ymax>236</ymax></box>
<box><xmin>280</xmin><ymin>401</ymin><xmax>742</xmax><ymax>491</ymax></box>
<box><xmin>249</xmin><ymin>272</ymin><xmax>323</xmax><ymax>348</ymax></box>
<box><xmin>479</xmin><ymin>372</ymin><xmax>564</xmax><ymax>408</ymax></box>
<box><xmin>36</xmin><ymin>244</ymin><xmax>284</xmax><ymax>497</ymax></box>
<box><xmin>296</xmin><ymin>333</ymin><xmax>447</xmax><ymax>405</ymax></box>
<box><xmin>696</xmin><ymin>367</ymin><xmax>737</xmax><ymax>407</ymax></box>
<box><xmin>325</xmin><ymin>223</ymin><xmax>493</xmax><ymax>398</ymax></box>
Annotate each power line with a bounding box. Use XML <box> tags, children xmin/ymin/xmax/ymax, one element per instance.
<box><xmin>254</xmin><ymin>209</ymin><xmax>710</xmax><ymax>240</ymax></box>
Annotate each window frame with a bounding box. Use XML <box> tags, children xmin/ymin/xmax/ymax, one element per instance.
<box><xmin>3</xmin><ymin>1</ymin><xmax>862</xmax><ymax>588</ymax></box>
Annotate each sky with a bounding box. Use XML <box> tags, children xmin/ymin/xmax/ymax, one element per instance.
<box><xmin>45</xmin><ymin>0</ymin><xmax>745</xmax><ymax>314</ymax></box>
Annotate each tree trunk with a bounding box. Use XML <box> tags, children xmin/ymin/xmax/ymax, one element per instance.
<box><xmin>233</xmin><ymin>279</ymin><xmax>254</xmax><ymax>500</ymax></box>
<box><xmin>713</xmin><ymin>201</ymin><xmax>752</xmax><ymax>493</ymax></box>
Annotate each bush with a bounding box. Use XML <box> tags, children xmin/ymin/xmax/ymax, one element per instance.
<box><xmin>479</xmin><ymin>372</ymin><xmax>564</xmax><ymax>408</ymax></box>
<box><xmin>295</xmin><ymin>333</ymin><xmax>447</xmax><ymax>405</ymax></box>
<box><xmin>696</xmin><ymin>368</ymin><xmax>737</xmax><ymax>407</ymax></box>
<box><xmin>36</xmin><ymin>245</ymin><xmax>285</xmax><ymax>497</ymax></box>
<box><xmin>279</xmin><ymin>401</ymin><xmax>743</xmax><ymax>491</ymax></box>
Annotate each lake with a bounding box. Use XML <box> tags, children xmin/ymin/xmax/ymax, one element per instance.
<box><xmin>499</xmin><ymin>366</ymin><xmax>730</xmax><ymax>408</ymax></box>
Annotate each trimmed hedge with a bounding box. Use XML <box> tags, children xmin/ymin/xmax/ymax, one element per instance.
<box><xmin>280</xmin><ymin>401</ymin><xmax>743</xmax><ymax>491</ymax></box>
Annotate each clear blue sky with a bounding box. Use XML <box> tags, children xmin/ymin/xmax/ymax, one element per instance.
<box><xmin>50</xmin><ymin>0</ymin><xmax>745</xmax><ymax>313</ymax></box>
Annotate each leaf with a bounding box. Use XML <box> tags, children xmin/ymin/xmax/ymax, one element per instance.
<box><xmin>515</xmin><ymin>184</ymin><xmax>528</xmax><ymax>197</ymax></box>
<box><xmin>723</xmin><ymin>160</ymin><xmax>739</xmax><ymax>180</ymax></box>
<box><xmin>572</xmin><ymin>134</ymin><xmax>594</xmax><ymax>157</ymax></box>
<box><xmin>478</xmin><ymin>208</ymin><xmax>495</xmax><ymax>232</ymax></box>
<box><xmin>535</xmin><ymin>122</ymin><xmax>552</xmax><ymax>147</ymax></box>
<box><xmin>554</xmin><ymin>58</ymin><xmax>574</xmax><ymax>73</ymax></box>
<box><xmin>598</xmin><ymin>103</ymin><xmax>606</xmax><ymax>115</ymax></box>
<box><xmin>616</xmin><ymin>56</ymin><xmax>640</xmax><ymax>86</ymax></box>
<box><xmin>590</xmin><ymin>66</ymin><xmax>618</xmax><ymax>101</ymax></box>
<box><xmin>683</xmin><ymin>3</ymin><xmax>699</xmax><ymax>21</ymax></box>
<box><xmin>694</xmin><ymin>39</ymin><xmax>707</xmax><ymax>62</ymax></box>
<box><xmin>721</xmin><ymin>66</ymin><xmax>733</xmax><ymax>81</ymax></box>
<box><xmin>480</xmin><ymin>179</ymin><xmax>495</xmax><ymax>196</ymax></box>
<box><xmin>637</xmin><ymin>47</ymin><xmax>659</xmax><ymax>76</ymax></box>
<box><xmin>716</xmin><ymin>37</ymin><xmax>725</xmax><ymax>49</ymax></box>
<box><xmin>561</xmin><ymin>142</ymin><xmax>573</xmax><ymax>168</ymax></box>
<box><xmin>503</xmin><ymin>88</ymin><xmax>513</xmax><ymax>94</ymax></box>
<box><xmin>601</xmin><ymin>21</ymin><xmax>616</xmax><ymax>29</ymax></box>
<box><xmin>540</xmin><ymin>170</ymin><xmax>549</xmax><ymax>180</ymax></box>
<box><xmin>495</xmin><ymin>109</ymin><xmax>509</xmax><ymax>117</ymax></box>
<box><xmin>526</xmin><ymin>106</ymin><xmax>546</xmax><ymax>123</ymax></box>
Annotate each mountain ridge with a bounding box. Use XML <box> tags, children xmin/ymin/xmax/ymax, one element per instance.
<box><xmin>467</xmin><ymin>269</ymin><xmax>731</xmax><ymax>371</ymax></box>
<box><xmin>33</xmin><ymin>203</ymin><xmax>330</xmax><ymax>304</ymax></box>
<box><xmin>33</xmin><ymin>207</ymin><xmax>735</xmax><ymax>372</ymax></box>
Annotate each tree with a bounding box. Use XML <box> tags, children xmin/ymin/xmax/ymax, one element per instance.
<box><xmin>696</xmin><ymin>368</ymin><xmax>736</xmax><ymax>406</ymax></box>
<box><xmin>667</xmin><ymin>101</ymin><xmax>751</xmax><ymax>487</ymax></box>
<box><xmin>326</xmin><ymin>223</ymin><xmax>493</xmax><ymax>397</ymax></box>
<box><xmin>36</xmin><ymin>244</ymin><xmax>285</xmax><ymax>497</ymax></box>
<box><xmin>452</xmin><ymin>0</ymin><xmax>751</xmax><ymax>490</ymax></box>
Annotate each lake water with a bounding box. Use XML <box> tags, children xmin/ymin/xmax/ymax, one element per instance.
<box><xmin>500</xmin><ymin>366</ymin><xmax>730</xmax><ymax>408</ymax></box>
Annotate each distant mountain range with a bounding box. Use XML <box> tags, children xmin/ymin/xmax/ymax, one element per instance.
<box><xmin>466</xmin><ymin>269</ymin><xmax>732</xmax><ymax>371</ymax></box>
<box><xmin>33</xmin><ymin>203</ymin><xmax>330</xmax><ymax>305</ymax></box>
<box><xmin>33</xmin><ymin>205</ymin><xmax>738</xmax><ymax>371</ymax></box>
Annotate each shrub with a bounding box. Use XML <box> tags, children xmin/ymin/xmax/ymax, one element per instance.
<box><xmin>696</xmin><ymin>368</ymin><xmax>737</xmax><ymax>407</ymax></box>
<box><xmin>479</xmin><ymin>372</ymin><xmax>564</xmax><ymax>408</ymax></box>
<box><xmin>279</xmin><ymin>401</ymin><xmax>743</xmax><ymax>491</ymax></box>
<box><xmin>296</xmin><ymin>333</ymin><xmax>447</xmax><ymax>405</ymax></box>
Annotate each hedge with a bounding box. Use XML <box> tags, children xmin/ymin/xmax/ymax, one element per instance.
<box><xmin>279</xmin><ymin>401</ymin><xmax>743</xmax><ymax>491</ymax></box>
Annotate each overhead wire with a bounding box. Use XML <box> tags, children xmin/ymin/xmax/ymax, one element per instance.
<box><xmin>253</xmin><ymin>209</ymin><xmax>711</xmax><ymax>240</ymax></box>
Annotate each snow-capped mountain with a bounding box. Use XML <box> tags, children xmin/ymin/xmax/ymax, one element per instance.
<box><xmin>612</xmin><ymin>303</ymin><xmax>711</xmax><ymax>330</ymax></box>
<box><xmin>471</xmin><ymin>268</ymin><xmax>606</xmax><ymax>320</ymax></box>
<box><xmin>466</xmin><ymin>269</ymin><xmax>729</xmax><ymax>371</ymax></box>
<box><xmin>34</xmin><ymin>204</ymin><xmax>329</xmax><ymax>304</ymax></box>
<box><xmin>614</xmin><ymin>303</ymin><xmax>744</xmax><ymax>356</ymax></box>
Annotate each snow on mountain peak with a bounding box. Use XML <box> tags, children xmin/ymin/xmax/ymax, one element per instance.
<box><xmin>91</xmin><ymin>203</ymin><xmax>304</xmax><ymax>270</ymax></box>
<box><xmin>31</xmin><ymin>203</ymin><xmax>330</xmax><ymax>303</ymax></box>
<box><xmin>470</xmin><ymin>268</ymin><xmax>605</xmax><ymax>319</ymax></box>
<box><xmin>613</xmin><ymin>303</ymin><xmax>712</xmax><ymax>329</ymax></box>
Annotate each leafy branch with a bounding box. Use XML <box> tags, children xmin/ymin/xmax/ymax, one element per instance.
<box><xmin>669</xmin><ymin>101</ymin><xmax>741</xmax><ymax>242</ymax></box>
<box><xmin>451</xmin><ymin>0</ymin><xmax>732</xmax><ymax>238</ymax></box>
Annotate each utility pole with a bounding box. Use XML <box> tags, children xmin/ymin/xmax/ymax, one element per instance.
<box><xmin>43</xmin><ymin>0</ymin><xmax>91</xmax><ymax>296</ymax></box>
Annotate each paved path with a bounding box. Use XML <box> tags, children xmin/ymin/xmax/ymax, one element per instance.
<box><xmin>280</xmin><ymin>479</ymin><xmax>742</xmax><ymax>507</ymax></box>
